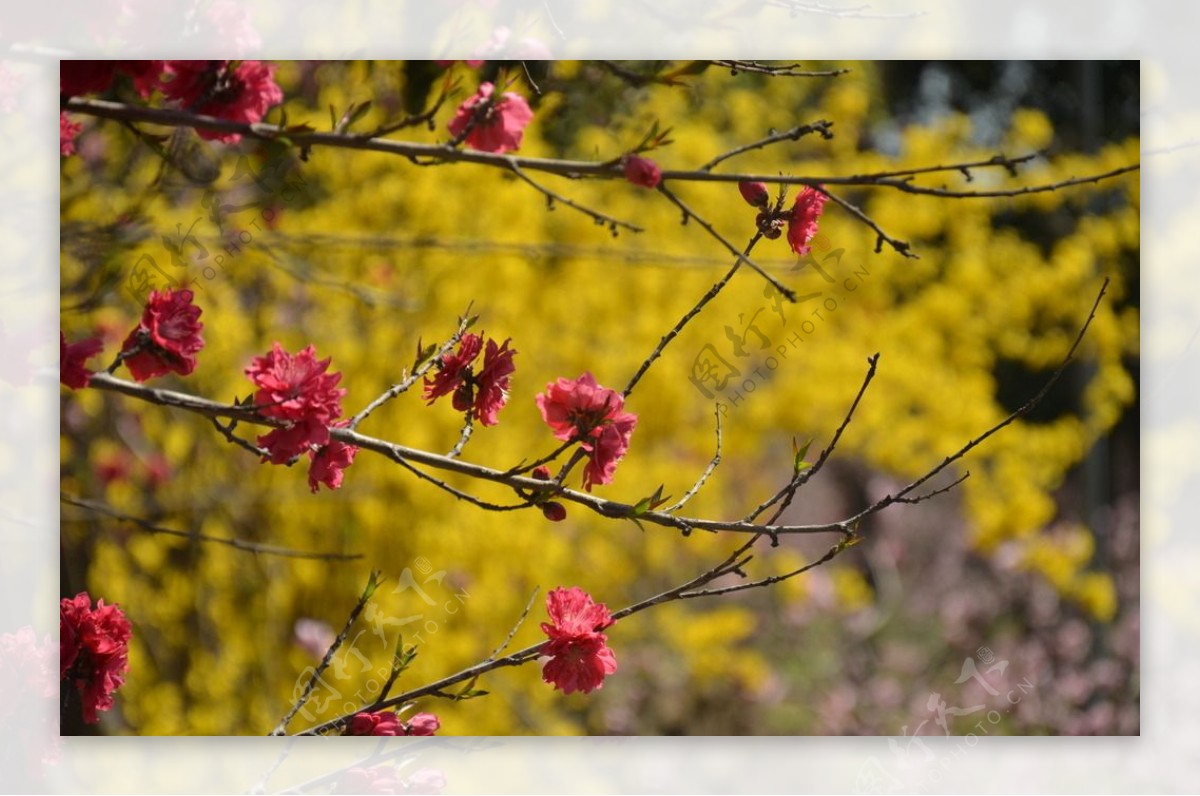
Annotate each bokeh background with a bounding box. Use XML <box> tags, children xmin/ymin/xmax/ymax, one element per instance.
<box><xmin>59</xmin><ymin>60</ymin><xmax>1139</xmax><ymax>735</ymax></box>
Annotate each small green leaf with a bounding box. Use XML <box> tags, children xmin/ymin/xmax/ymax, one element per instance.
<box><xmin>792</xmin><ymin>437</ymin><xmax>814</xmax><ymax>474</ymax></box>
<box><xmin>632</xmin><ymin>485</ymin><xmax>670</xmax><ymax>516</ymax></box>
<box><xmin>413</xmin><ymin>338</ymin><xmax>437</xmax><ymax>369</ymax></box>
<box><xmin>362</xmin><ymin>570</ymin><xmax>383</xmax><ymax>600</ymax></box>
<box><xmin>456</xmin><ymin>688</ymin><xmax>489</xmax><ymax>700</ymax></box>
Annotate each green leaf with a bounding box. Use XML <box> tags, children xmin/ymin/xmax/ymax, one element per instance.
<box><xmin>413</xmin><ymin>338</ymin><xmax>437</xmax><ymax>369</ymax></box>
<box><xmin>792</xmin><ymin>437</ymin><xmax>814</xmax><ymax>474</ymax></box>
<box><xmin>362</xmin><ymin>570</ymin><xmax>382</xmax><ymax>600</ymax></box>
<box><xmin>632</xmin><ymin>485</ymin><xmax>670</xmax><ymax>516</ymax></box>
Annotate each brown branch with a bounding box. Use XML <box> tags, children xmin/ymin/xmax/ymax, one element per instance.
<box><xmin>621</xmin><ymin>231</ymin><xmax>764</xmax><ymax>399</ymax></box>
<box><xmin>845</xmin><ymin>278</ymin><xmax>1110</xmax><ymax>525</ymax></box>
<box><xmin>66</xmin><ymin>98</ymin><xmax>1135</xmax><ymax>199</ymax></box>
<box><xmin>85</xmin><ymin>371</ymin><xmax>854</xmax><ymax>538</ymax></box>
<box><xmin>700</xmin><ymin>120</ymin><xmax>835</xmax><ymax>172</ymax></box>
<box><xmin>711</xmin><ymin>60</ymin><xmax>851</xmax><ymax>78</ymax></box>
<box><xmin>347</xmin><ymin>307</ymin><xmax>474</xmax><ymax>430</ymax></box>
<box><xmin>820</xmin><ymin>188</ymin><xmax>916</xmax><ymax>258</ymax></box>
<box><xmin>508</xmin><ymin>161</ymin><xmax>642</xmax><ymax>234</ymax></box>
<box><xmin>747</xmin><ymin>352</ymin><xmax>880</xmax><ymax>525</ymax></box>
<box><xmin>656</xmin><ymin>183</ymin><xmax>796</xmax><ymax>299</ymax></box>
<box><xmin>271</xmin><ymin>571</ymin><xmax>381</xmax><ymax>735</ymax></box>
<box><xmin>664</xmin><ymin>408</ymin><xmax>722</xmax><ymax>513</ymax></box>
<box><xmin>60</xmin><ymin>493</ymin><xmax>360</xmax><ymax>561</ymax></box>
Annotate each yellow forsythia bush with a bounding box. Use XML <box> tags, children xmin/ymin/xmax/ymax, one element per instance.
<box><xmin>59</xmin><ymin>60</ymin><xmax>1138</xmax><ymax>734</ymax></box>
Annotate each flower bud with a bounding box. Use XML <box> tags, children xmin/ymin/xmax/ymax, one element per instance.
<box><xmin>532</xmin><ymin>465</ymin><xmax>552</xmax><ymax>480</ymax></box>
<box><xmin>541</xmin><ymin>501</ymin><xmax>567</xmax><ymax>522</ymax></box>
<box><xmin>623</xmin><ymin>155</ymin><xmax>662</xmax><ymax>189</ymax></box>
<box><xmin>739</xmin><ymin>180</ymin><xmax>770</xmax><ymax>208</ymax></box>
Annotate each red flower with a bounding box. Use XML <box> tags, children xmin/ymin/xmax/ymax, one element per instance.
<box><xmin>257</xmin><ymin>416</ymin><xmax>330</xmax><ymax>464</ymax></box>
<box><xmin>245</xmin><ymin>343</ymin><xmax>345</xmax><ymax>424</ymax></box>
<box><xmin>738</xmin><ymin>180</ymin><xmax>769</xmax><ymax>207</ymax></box>
<box><xmin>581</xmin><ymin>415</ymin><xmax>637</xmax><ymax>491</ymax></box>
<box><xmin>160</xmin><ymin>60</ymin><xmax>283</xmax><ymax>144</ymax></box>
<box><xmin>423</xmin><ymin>333</ymin><xmax>515</xmax><ymax>426</ymax></box>
<box><xmin>60</xmin><ymin>61</ymin><xmax>165</xmax><ymax>98</ymax></box>
<box><xmin>623</xmin><ymin>155</ymin><xmax>661</xmax><ymax>188</ymax></box>
<box><xmin>540</xmin><ymin>587</ymin><xmax>617</xmax><ymax>695</ymax></box>
<box><xmin>447</xmin><ymin>82</ymin><xmax>533</xmax><ymax>154</ymax></box>
<box><xmin>345</xmin><ymin>710</ymin><xmax>440</xmax><ymax>736</ymax></box>
<box><xmin>535</xmin><ymin>373</ymin><xmax>638</xmax><ymax>490</ymax></box>
<box><xmin>118</xmin><ymin>60</ymin><xmax>167</xmax><ymax>98</ymax></box>
<box><xmin>787</xmin><ymin>186</ymin><xmax>828</xmax><ymax>256</ymax></box>
<box><xmin>541</xmin><ymin>501</ymin><xmax>567</xmax><ymax>522</ymax></box>
<box><xmin>119</xmin><ymin>288</ymin><xmax>205</xmax><ymax>382</ymax></box>
<box><xmin>60</xmin><ymin>592</ymin><xmax>132</xmax><ymax>724</ymax></box>
<box><xmin>308</xmin><ymin>437</ymin><xmax>358</xmax><ymax>493</ymax></box>
<box><xmin>346</xmin><ymin>711</ymin><xmax>403</xmax><ymax>736</ymax></box>
<box><xmin>404</xmin><ymin>712</ymin><xmax>441</xmax><ymax>736</ymax></box>
<box><xmin>60</xmin><ymin>113</ymin><xmax>83</xmax><ymax>157</ymax></box>
<box><xmin>60</xmin><ymin>331</ymin><xmax>103</xmax><ymax>389</ymax></box>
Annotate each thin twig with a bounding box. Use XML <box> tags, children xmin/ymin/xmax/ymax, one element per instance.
<box><xmin>748</xmin><ymin>352</ymin><xmax>880</xmax><ymax>524</ymax></box>
<box><xmin>680</xmin><ymin>538</ymin><xmax>846</xmax><ymax>599</ymax></box>
<box><xmin>61</xmin><ymin>493</ymin><xmax>361</xmax><ymax>561</ymax></box>
<box><xmin>485</xmin><ymin>588</ymin><xmax>541</xmax><ymax>663</ymax></box>
<box><xmin>271</xmin><ymin>571</ymin><xmax>382</xmax><ymax>735</ymax></box>
<box><xmin>502</xmin><ymin>439</ymin><xmax>575</xmax><ymax>476</ymax></box>
<box><xmin>621</xmin><ymin>232</ymin><xmax>762</xmax><ymax>399</ymax></box>
<box><xmin>664</xmin><ymin>408</ymin><xmax>723</xmax><ymax>512</ymax></box>
<box><xmin>508</xmin><ymin>161</ymin><xmax>642</xmax><ymax>234</ymax></box>
<box><xmin>701</xmin><ymin>121</ymin><xmax>834</xmax><ymax>172</ymax></box>
<box><xmin>446</xmin><ymin>412</ymin><xmax>474</xmax><ymax>459</ymax></box>
<box><xmin>845</xmin><ymin>278</ymin><xmax>1110</xmax><ymax>526</ymax></box>
<box><xmin>867</xmin><ymin>165</ymin><xmax>1140</xmax><ymax>199</ymax></box>
<box><xmin>85</xmin><ymin>371</ymin><xmax>860</xmax><ymax>538</ymax></box>
<box><xmin>347</xmin><ymin>308</ymin><xmax>474</xmax><ymax>430</ymax></box>
<box><xmin>656</xmin><ymin>183</ymin><xmax>797</xmax><ymax>299</ymax></box>
<box><xmin>820</xmin><ymin>188</ymin><xmax>915</xmax><ymax>258</ymax></box>
<box><xmin>892</xmin><ymin>472</ymin><xmax>970</xmax><ymax>504</ymax></box>
<box><xmin>210</xmin><ymin>416</ymin><xmax>269</xmax><ymax>458</ymax></box>
<box><xmin>384</xmin><ymin>449</ymin><xmax>531</xmax><ymax>513</ymax></box>
<box><xmin>710</xmin><ymin>60</ymin><xmax>851</xmax><ymax>78</ymax></box>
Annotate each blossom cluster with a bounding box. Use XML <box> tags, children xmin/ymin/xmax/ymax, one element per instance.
<box><xmin>60</xmin><ymin>59</ymin><xmax>283</xmax><ymax>152</ymax></box>
<box><xmin>738</xmin><ymin>180</ymin><xmax>829</xmax><ymax>255</ymax></box>
<box><xmin>540</xmin><ymin>587</ymin><xmax>618</xmax><ymax>694</ymax></box>
<box><xmin>344</xmin><ymin>710</ymin><xmax>440</xmax><ymax>736</ymax></box>
<box><xmin>422</xmin><ymin>332</ymin><xmax>516</xmax><ymax>426</ymax></box>
<box><xmin>536</xmin><ymin>372</ymin><xmax>638</xmax><ymax>491</ymax></box>
<box><xmin>447</xmin><ymin>81</ymin><xmax>533</xmax><ymax>154</ymax></box>
<box><xmin>244</xmin><ymin>343</ymin><xmax>358</xmax><ymax>492</ymax></box>
<box><xmin>60</xmin><ymin>592</ymin><xmax>132</xmax><ymax>724</ymax></box>
<box><xmin>119</xmin><ymin>287</ymin><xmax>206</xmax><ymax>381</ymax></box>
<box><xmin>60</xmin><ymin>286</ymin><xmax>206</xmax><ymax>389</ymax></box>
